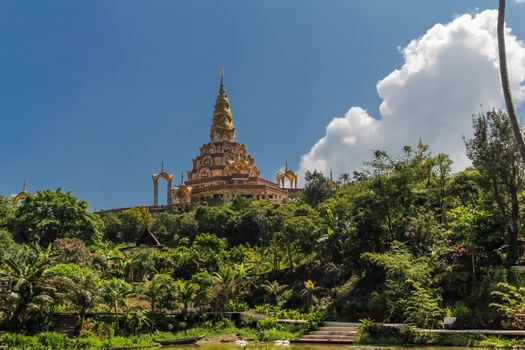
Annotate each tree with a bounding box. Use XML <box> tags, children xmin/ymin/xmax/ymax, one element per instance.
<box><xmin>12</xmin><ymin>189</ymin><xmax>104</xmax><ymax>245</ymax></box>
<box><xmin>302</xmin><ymin>170</ymin><xmax>335</xmax><ymax>207</ymax></box>
<box><xmin>497</xmin><ymin>0</ymin><xmax>525</xmax><ymax>166</ymax></box>
<box><xmin>0</xmin><ymin>195</ymin><xmax>16</xmax><ymax>229</ymax></box>
<box><xmin>465</xmin><ymin>110</ymin><xmax>524</xmax><ymax>265</ymax></box>
<box><xmin>143</xmin><ymin>274</ymin><xmax>175</xmax><ymax>313</ymax></box>
<box><xmin>191</xmin><ymin>271</ymin><xmax>214</xmax><ymax>313</ymax></box>
<box><xmin>262</xmin><ymin>280</ymin><xmax>288</xmax><ymax>304</ymax></box>
<box><xmin>46</xmin><ymin>263</ymin><xmax>101</xmax><ymax>330</ymax></box>
<box><xmin>101</xmin><ymin>278</ymin><xmax>134</xmax><ymax>329</ymax></box>
<box><xmin>211</xmin><ymin>265</ymin><xmax>243</xmax><ymax>315</ymax></box>
<box><xmin>491</xmin><ymin>282</ymin><xmax>525</xmax><ymax>328</ymax></box>
<box><xmin>300</xmin><ymin>279</ymin><xmax>324</xmax><ymax>312</ymax></box>
<box><xmin>175</xmin><ymin>279</ymin><xmax>199</xmax><ymax>313</ymax></box>
<box><xmin>125</xmin><ymin>308</ymin><xmax>151</xmax><ymax>335</ymax></box>
<box><xmin>0</xmin><ymin>244</ymin><xmax>57</xmax><ymax>330</ymax></box>
<box><xmin>120</xmin><ymin>207</ymin><xmax>153</xmax><ymax>243</ymax></box>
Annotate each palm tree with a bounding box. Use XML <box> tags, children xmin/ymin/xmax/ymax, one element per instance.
<box><xmin>212</xmin><ymin>265</ymin><xmax>241</xmax><ymax>315</ymax></box>
<box><xmin>261</xmin><ymin>280</ymin><xmax>288</xmax><ymax>305</ymax></box>
<box><xmin>126</xmin><ymin>308</ymin><xmax>151</xmax><ymax>335</ymax></box>
<box><xmin>0</xmin><ymin>244</ymin><xmax>56</xmax><ymax>330</ymax></box>
<box><xmin>498</xmin><ymin>0</ymin><xmax>525</xmax><ymax>166</ymax></box>
<box><xmin>300</xmin><ymin>280</ymin><xmax>324</xmax><ymax>312</ymax></box>
<box><xmin>175</xmin><ymin>279</ymin><xmax>198</xmax><ymax>313</ymax></box>
<box><xmin>143</xmin><ymin>274</ymin><xmax>174</xmax><ymax>313</ymax></box>
<box><xmin>101</xmin><ymin>278</ymin><xmax>133</xmax><ymax>332</ymax></box>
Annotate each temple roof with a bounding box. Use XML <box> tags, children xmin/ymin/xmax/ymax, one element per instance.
<box><xmin>136</xmin><ymin>227</ymin><xmax>163</xmax><ymax>248</ymax></box>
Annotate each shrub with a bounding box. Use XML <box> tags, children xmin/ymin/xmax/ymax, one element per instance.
<box><xmin>1</xmin><ymin>333</ymin><xmax>41</xmax><ymax>350</ymax></box>
<box><xmin>358</xmin><ymin>318</ymin><xmax>382</xmax><ymax>336</ymax></box>
<box><xmin>36</xmin><ymin>332</ymin><xmax>73</xmax><ymax>349</ymax></box>
<box><xmin>257</xmin><ymin>317</ymin><xmax>278</xmax><ymax>330</ymax></box>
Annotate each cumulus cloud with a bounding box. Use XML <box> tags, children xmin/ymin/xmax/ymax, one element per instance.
<box><xmin>299</xmin><ymin>10</ymin><xmax>525</xmax><ymax>179</ymax></box>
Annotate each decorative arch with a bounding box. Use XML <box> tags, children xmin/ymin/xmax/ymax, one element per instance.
<box><xmin>222</xmin><ymin>142</ymin><xmax>233</xmax><ymax>153</ymax></box>
<box><xmin>202</xmin><ymin>155</ymin><xmax>213</xmax><ymax>167</ymax></box>
<box><xmin>206</xmin><ymin>144</ymin><xmax>216</xmax><ymax>154</ymax></box>
<box><xmin>199</xmin><ymin>167</ymin><xmax>211</xmax><ymax>179</ymax></box>
<box><xmin>11</xmin><ymin>180</ymin><xmax>28</xmax><ymax>204</ymax></box>
<box><xmin>276</xmin><ymin>161</ymin><xmax>298</xmax><ymax>189</ymax></box>
<box><xmin>152</xmin><ymin>162</ymin><xmax>173</xmax><ymax>206</ymax></box>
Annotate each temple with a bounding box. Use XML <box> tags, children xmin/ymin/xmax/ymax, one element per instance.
<box><xmin>152</xmin><ymin>69</ymin><xmax>300</xmax><ymax>206</ymax></box>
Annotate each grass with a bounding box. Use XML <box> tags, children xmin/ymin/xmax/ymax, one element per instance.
<box><xmin>0</xmin><ymin>318</ymin><xmax>306</xmax><ymax>349</ymax></box>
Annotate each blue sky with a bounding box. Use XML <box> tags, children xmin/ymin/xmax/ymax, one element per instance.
<box><xmin>1</xmin><ymin>1</ymin><xmax>524</xmax><ymax>210</ymax></box>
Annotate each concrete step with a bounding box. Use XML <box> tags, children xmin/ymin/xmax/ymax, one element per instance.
<box><xmin>294</xmin><ymin>338</ymin><xmax>356</xmax><ymax>344</ymax></box>
<box><xmin>318</xmin><ymin>326</ymin><xmax>359</xmax><ymax>331</ymax></box>
<box><xmin>323</xmin><ymin>321</ymin><xmax>360</xmax><ymax>327</ymax></box>
<box><xmin>53</xmin><ymin>314</ymin><xmax>80</xmax><ymax>337</ymax></box>
<box><xmin>301</xmin><ymin>334</ymin><xmax>357</xmax><ymax>340</ymax></box>
<box><xmin>311</xmin><ymin>330</ymin><xmax>359</xmax><ymax>336</ymax></box>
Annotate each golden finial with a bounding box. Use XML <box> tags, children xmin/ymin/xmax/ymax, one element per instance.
<box><xmin>219</xmin><ymin>66</ymin><xmax>225</xmax><ymax>94</ymax></box>
<box><xmin>418</xmin><ymin>136</ymin><xmax>424</xmax><ymax>149</ymax></box>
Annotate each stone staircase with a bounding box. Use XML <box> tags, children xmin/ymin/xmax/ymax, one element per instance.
<box><xmin>53</xmin><ymin>313</ymin><xmax>80</xmax><ymax>337</ymax></box>
<box><xmin>294</xmin><ymin>321</ymin><xmax>360</xmax><ymax>344</ymax></box>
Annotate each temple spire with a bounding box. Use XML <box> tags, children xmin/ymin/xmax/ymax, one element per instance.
<box><xmin>180</xmin><ymin>172</ymin><xmax>184</xmax><ymax>185</ymax></box>
<box><xmin>210</xmin><ymin>67</ymin><xmax>235</xmax><ymax>142</ymax></box>
<box><xmin>161</xmin><ymin>160</ymin><xmax>165</xmax><ymax>172</ymax></box>
<box><xmin>22</xmin><ymin>179</ymin><xmax>27</xmax><ymax>193</ymax></box>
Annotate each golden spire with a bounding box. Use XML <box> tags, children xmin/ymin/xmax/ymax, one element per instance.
<box><xmin>418</xmin><ymin>136</ymin><xmax>424</xmax><ymax>149</ymax></box>
<box><xmin>210</xmin><ymin>67</ymin><xmax>235</xmax><ymax>143</ymax></box>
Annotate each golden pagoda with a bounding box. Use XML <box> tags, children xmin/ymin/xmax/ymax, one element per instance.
<box><xmin>153</xmin><ymin>69</ymin><xmax>300</xmax><ymax>206</ymax></box>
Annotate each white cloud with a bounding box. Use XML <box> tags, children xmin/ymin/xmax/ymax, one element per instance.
<box><xmin>516</xmin><ymin>0</ymin><xmax>524</xmax><ymax>4</ymax></box>
<box><xmin>299</xmin><ymin>10</ymin><xmax>525</xmax><ymax>179</ymax></box>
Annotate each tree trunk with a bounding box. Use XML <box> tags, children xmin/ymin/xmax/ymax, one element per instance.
<box><xmin>498</xmin><ymin>0</ymin><xmax>525</xmax><ymax>166</ymax></box>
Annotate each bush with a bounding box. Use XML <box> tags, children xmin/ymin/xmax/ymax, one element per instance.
<box><xmin>358</xmin><ymin>318</ymin><xmax>382</xmax><ymax>336</ymax></box>
<box><xmin>257</xmin><ymin>317</ymin><xmax>278</xmax><ymax>330</ymax></box>
<box><xmin>1</xmin><ymin>333</ymin><xmax>41</xmax><ymax>350</ymax></box>
<box><xmin>257</xmin><ymin>328</ymin><xmax>299</xmax><ymax>341</ymax></box>
<box><xmin>36</xmin><ymin>332</ymin><xmax>73</xmax><ymax>349</ymax></box>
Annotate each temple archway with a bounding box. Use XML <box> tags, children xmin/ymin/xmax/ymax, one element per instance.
<box><xmin>152</xmin><ymin>162</ymin><xmax>173</xmax><ymax>206</ymax></box>
<box><xmin>276</xmin><ymin>161</ymin><xmax>298</xmax><ymax>189</ymax></box>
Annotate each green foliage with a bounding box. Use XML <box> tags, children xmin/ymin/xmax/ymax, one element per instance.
<box><xmin>12</xmin><ymin>189</ymin><xmax>104</xmax><ymax>245</ymax></box>
<box><xmin>465</xmin><ymin>109</ymin><xmax>524</xmax><ymax>265</ymax></box>
<box><xmin>358</xmin><ymin>318</ymin><xmax>382</xmax><ymax>336</ymax></box>
<box><xmin>490</xmin><ymin>282</ymin><xmax>525</xmax><ymax>328</ymax></box>
<box><xmin>0</xmin><ymin>195</ymin><xmax>16</xmax><ymax>228</ymax></box>
<box><xmin>4</xmin><ymin>120</ymin><xmax>525</xmax><ymax>338</ymax></box>
<box><xmin>0</xmin><ymin>244</ymin><xmax>57</xmax><ymax>331</ymax></box>
<box><xmin>397</xmin><ymin>280</ymin><xmax>444</xmax><ymax>327</ymax></box>
<box><xmin>119</xmin><ymin>207</ymin><xmax>153</xmax><ymax>243</ymax></box>
<box><xmin>302</xmin><ymin>170</ymin><xmax>335</xmax><ymax>207</ymax></box>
